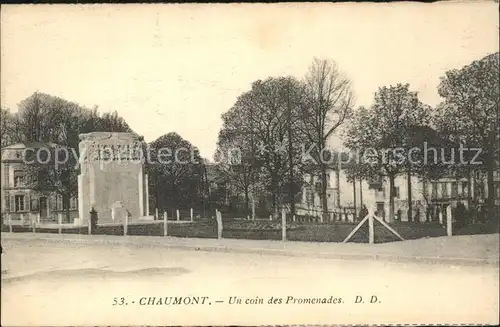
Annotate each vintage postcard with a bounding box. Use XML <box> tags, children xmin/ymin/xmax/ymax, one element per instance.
<box><xmin>1</xmin><ymin>2</ymin><xmax>499</xmax><ymax>326</ymax></box>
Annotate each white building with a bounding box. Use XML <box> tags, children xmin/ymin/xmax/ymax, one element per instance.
<box><xmin>297</xmin><ymin>167</ymin><xmax>499</xmax><ymax>222</ymax></box>
<box><xmin>1</xmin><ymin>143</ymin><xmax>79</xmax><ymax>226</ymax></box>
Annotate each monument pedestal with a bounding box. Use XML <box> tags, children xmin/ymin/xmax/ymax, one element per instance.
<box><xmin>78</xmin><ymin>132</ymin><xmax>148</xmax><ymax>225</ymax></box>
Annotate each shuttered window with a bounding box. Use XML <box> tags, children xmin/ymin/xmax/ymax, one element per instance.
<box><xmin>15</xmin><ymin>195</ymin><xmax>25</xmax><ymax>212</ymax></box>
<box><xmin>431</xmin><ymin>183</ymin><xmax>438</xmax><ymax>199</ymax></box>
<box><xmin>4</xmin><ymin>166</ymin><xmax>9</xmax><ymax>186</ymax></box>
<box><xmin>70</xmin><ymin>197</ymin><xmax>78</xmax><ymax>210</ymax></box>
<box><xmin>56</xmin><ymin>195</ymin><xmax>63</xmax><ymax>211</ymax></box>
<box><xmin>31</xmin><ymin>196</ymin><xmax>39</xmax><ymax>211</ymax></box>
<box><xmin>9</xmin><ymin>195</ymin><xmax>15</xmax><ymax>212</ymax></box>
<box><xmin>451</xmin><ymin>182</ymin><xmax>458</xmax><ymax>197</ymax></box>
<box><xmin>441</xmin><ymin>183</ymin><xmax>448</xmax><ymax>198</ymax></box>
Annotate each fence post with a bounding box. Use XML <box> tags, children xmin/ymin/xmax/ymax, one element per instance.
<box><xmin>176</xmin><ymin>209</ymin><xmax>180</xmax><ymax>221</ymax></box>
<box><xmin>281</xmin><ymin>209</ymin><xmax>286</xmax><ymax>241</ymax></box>
<box><xmin>32</xmin><ymin>214</ymin><xmax>36</xmax><ymax>233</ymax></box>
<box><xmin>292</xmin><ymin>215</ymin><xmax>296</xmax><ymax>223</ymax></box>
<box><xmin>446</xmin><ymin>205</ymin><xmax>452</xmax><ymax>236</ymax></box>
<box><xmin>163</xmin><ymin>211</ymin><xmax>168</xmax><ymax>236</ymax></box>
<box><xmin>124</xmin><ymin>211</ymin><xmax>128</xmax><ymax>236</ymax></box>
<box><xmin>8</xmin><ymin>213</ymin><xmax>12</xmax><ymax>233</ymax></box>
<box><xmin>216</xmin><ymin>211</ymin><xmax>223</xmax><ymax>240</ymax></box>
<box><xmin>368</xmin><ymin>214</ymin><xmax>374</xmax><ymax>244</ymax></box>
<box><xmin>58</xmin><ymin>213</ymin><xmax>62</xmax><ymax>234</ymax></box>
<box><xmin>155</xmin><ymin>208</ymin><xmax>159</xmax><ymax>220</ymax></box>
<box><xmin>37</xmin><ymin>212</ymin><xmax>41</xmax><ymax>224</ymax></box>
<box><xmin>438</xmin><ymin>209</ymin><xmax>443</xmax><ymax>225</ymax></box>
<box><xmin>190</xmin><ymin>208</ymin><xmax>193</xmax><ymax>222</ymax></box>
<box><xmin>269</xmin><ymin>214</ymin><xmax>272</xmax><ymax>221</ymax></box>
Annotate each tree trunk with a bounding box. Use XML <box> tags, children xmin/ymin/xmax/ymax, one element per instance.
<box><xmin>336</xmin><ymin>164</ymin><xmax>341</xmax><ymax>209</ymax></box>
<box><xmin>244</xmin><ymin>186</ymin><xmax>250</xmax><ymax>217</ymax></box>
<box><xmin>63</xmin><ymin>194</ymin><xmax>71</xmax><ymax>223</ymax></box>
<box><xmin>359</xmin><ymin>179</ymin><xmax>363</xmax><ymax>207</ymax></box>
<box><xmin>320</xmin><ymin>167</ymin><xmax>329</xmax><ymax>221</ymax></box>
<box><xmin>287</xmin><ymin>94</ymin><xmax>295</xmax><ymax>217</ymax></box>
<box><xmin>467</xmin><ymin>167</ymin><xmax>472</xmax><ymax>210</ymax></box>
<box><xmin>407</xmin><ymin>169</ymin><xmax>412</xmax><ymax>223</ymax></box>
<box><xmin>389</xmin><ymin>174</ymin><xmax>395</xmax><ymax>223</ymax></box>
<box><xmin>352</xmin><ymin>176</ymin><xmax>357</xmax><ymax>219</ymax></box>
<box><xmin>486</xmin><ymin>135</ymin><xmax>495</xmax><ymax>220</ymax></box>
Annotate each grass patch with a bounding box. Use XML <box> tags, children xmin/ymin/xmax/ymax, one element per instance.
<box><xmin>2</xmin><ymin>218</ymin><xmax>498</xmax><ymax>243</ymax></box>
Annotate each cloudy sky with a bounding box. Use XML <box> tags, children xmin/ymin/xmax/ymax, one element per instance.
<box><xmin>1</xmin><ymin>2</ymin><xmax>498</xmax><ymax>160</ymax></box>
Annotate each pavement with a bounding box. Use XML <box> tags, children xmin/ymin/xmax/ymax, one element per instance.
<box><xmin>2</xmin><ymin>231</ymin><xmax>499</xmax><ymax>267</ymax></box>
<box><xmin>2</xmin><ymin>234</ymin><xmax>499</xmax><ymax>326</ymax></box>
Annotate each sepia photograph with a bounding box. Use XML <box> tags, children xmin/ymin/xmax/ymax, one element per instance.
<box><xmin>1</xmin><ymin>2</ymin><xmax>499</xmax><ymax>326</ymax></box>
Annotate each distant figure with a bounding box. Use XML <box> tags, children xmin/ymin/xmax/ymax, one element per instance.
<box><xmin>407</xmin><ymin>207</ymin><xmax>413</xmax><ymax>223</ymax></box>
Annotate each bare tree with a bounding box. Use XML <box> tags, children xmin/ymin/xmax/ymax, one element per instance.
<box><xmin>300</xmin><ymin>58</ymin><xmax>354</xmax><ymax>221</ymax></box>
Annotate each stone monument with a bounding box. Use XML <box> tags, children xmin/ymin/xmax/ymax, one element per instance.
<box><xmin>77</xmin><ymin>132</ymin><xmax>149</xmax><ymax>225</ymax></box>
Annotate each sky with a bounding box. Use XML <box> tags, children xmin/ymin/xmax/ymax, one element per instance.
<box><xmin>1</xmin><ymin>2</ymin><xmax>499</xmax><ymax>160</ymax></box>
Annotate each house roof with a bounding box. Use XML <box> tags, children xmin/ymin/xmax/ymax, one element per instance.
<box><xmin>1</xmin><ymin>142</ymin><xmax>64</xmax><ymax>163</ymax></box>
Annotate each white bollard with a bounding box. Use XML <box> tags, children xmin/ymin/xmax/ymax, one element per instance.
<box><xmin>292</xmin><ymin>215</ymin><xmax>296</xmax><ymax>223</ymax></box>
<box><xmin>32</xmin><ymin>215</ymin><xmax>36</xmax><ymax>233</ymax></box>
<box><xmin>8</xmin><ymin>214</ymin><xmax>12</xmax><ymax>233</ymax></box>
<box><xmin>124</xmin><ymin>211</ymin><xmax>128</xmax><ymax>236</ymax></box>
<box><xmin>176</xmin><ymin>209</ymin><xmax>180</xmax><ymax>221</ymax></box>
<box><xmin>190</xmin><ymin>208</ymin><xmax>193</xmax><ymax>222</ymax></box>
<box><xmin>368</xmin><ymin>206</ymin><xmax>376</xmax><ymax>244</ymax></box>
<box><xmin>269</xmin><ymin>214</ymin><xmax>272</xmax><ymax>221</ymax></box>
<box><xmin>37</xmin><ymin>212</ymin><xmax>41</xmax><ymax>224</ymax></box>
<box><xmin>368</xmin><ymin>214</ymin><xmax>374</xmax><ymax>244</ymax></box>
<box><xmin>216</xmin><ymin>211</ymin><xmax>223</xmax><ymax>239</ymax></box>
<box><xmin>281</xmin><ymin>210</ymin><xmax>286</xmax><ymax>241</ymax></box>
<box><xmin>155</xmin><ymin>208</ymin><xmax>159</xmax><ymax>220</ymax></box>
<box><xmin>58</xmin><ymin>213</ymin><xmax>63</xmax><ymax>234</ymax></box>
<box><xmin>163</xmin><ymin>212</ymin><xmax>168</xmax><ymax>236</ymax></box>
<box><xmin>439</xmin><ymin>210</ymin><xmax>443</xmax><ymax>225</ymax></box>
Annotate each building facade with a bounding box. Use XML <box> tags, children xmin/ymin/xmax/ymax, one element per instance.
<box><xmin>297</xmin><ymin>168</ymin><xmax>500</xmax><ymax>222</ymax></box>
<box><xmin>1</xmin><ymin>143</ymin><xmax>79</xmax><ymax>226</ymax></box>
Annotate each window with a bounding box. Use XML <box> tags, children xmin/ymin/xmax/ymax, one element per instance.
<box><xmin>462</xmin><ymin>182</ymin><xmax>468</xmax><ymax>196</ymax></box>
<box><xmin>15</xmin><ymin>195</ymin><xmax>25</xmax><ymax>212</ymax></box>
<box><xmin>31</xmin><ymin>196</ymin><xmax>39</xmax><ymax>211</ymax></box>
<box><xmin>393</xmin><ymin>186</ymin><xmax>400</xmax><ymax>198</ymax></box>
<box><xmin>56</xmin><ymin>195</ymin><xmax>63</xmax><ymax>210</ymax></box>
<box><xmin>431</xmin><ymin>182</ymin><xmax>438</xmax><ymax>199</ymax></box>
<box><xmin>70</xmin><ymin>197</ymin><xmax>78</xmax><ymax>210</ymax></box>
<box><xmin>477</xmin><ymin>183</ymin><xmax>485</xmax><ymax>198</ymax></box>
<box><xmin>441</xmin><ymin>183</ymin><xmax>448</xmax><ymax>198</ymax></box>
<box><xmin>451</xmin><ymin>182</ymin><xmax>458</xmax><ymax>198</ymax></box>
<box><xmin>14</xmin><ymin>170</ymin><xmax>25</xmax><ymax>187</ymax></box>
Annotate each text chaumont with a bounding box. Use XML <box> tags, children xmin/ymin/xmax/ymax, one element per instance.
<box><xmin>139</xmin><ymin>296</ymin><xmax>209</xmax><ymax>306</ymax></box>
